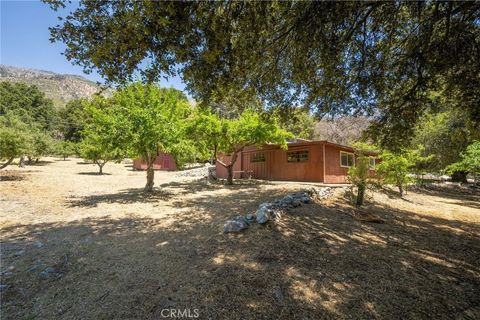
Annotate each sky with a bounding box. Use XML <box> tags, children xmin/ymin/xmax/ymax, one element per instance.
<box><xmin>0</xmin><ymin>0</ymin><xmax>187</xmax><ymax>91</ymax></box>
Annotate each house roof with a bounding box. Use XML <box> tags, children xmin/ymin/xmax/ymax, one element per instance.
<box><xmin>248</xmin><ymin>140</ymin><xmax>378</xmax><ymax>155</ymax></box>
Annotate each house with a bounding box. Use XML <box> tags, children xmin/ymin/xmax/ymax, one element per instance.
<box><xmin>132</xmin><ymin>152</ymin><xmax>177</xmax><ymax>171</ymax></box>
<box><xmin>215</xmin><ymin>140</ymin><xmax>376</xmax><ymax>183</ymax></box>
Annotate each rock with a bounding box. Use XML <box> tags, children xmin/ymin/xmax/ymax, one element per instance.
<box><xmin>300</xmin><ymin>196</ymin><xmax>311</xmax><ymax>204</ymax></box>
<box><xmin>258</xmin><ymin>202</ymin><xmax>272</xmax><ymax>210</ymax></box>
<box><xmin>223</xmin><ymin>216</ymin><xmax>249</xmax><ymax>233</ymax></box>
<box><xmin>256</xmin><ymin>206</ymin><xmax>272</xmax><ymax>224</ymax></box>
<box><xmin>14</xmin><ymin>249</ymin><xmax>26</xmax><ymax>257</ymax></box>
<box><xmin>281</xmin><ymin>195</ymin><xmax>294</xmax><ymax>205</ymax></box>
<box><xmin>245</xmin><ymin>213</ymin><xmax>255</xmax><ymax>224</ymax></box>
<box><xmin>28</xmin><ymin>260</ymin><xmax>43</xmax><ymax>273</ymax></box>
<box><xmin>273</xmin><ymin>286</ymin><xmax>285</xmax><ymax>302</ymax></box>
<box><xmin>40</xmin><ymin>267</ymin><xmax>57</xmax><ymax>279</ymax></box>
<box><xmin>34</xmin><ymin>241</ymin><xmax>44</xmax><ymax>248</ymax></box>
<box><xmin>291</xmin><ymin>200</ymin><xmax>301</xmax><ymax>207</ymax></box>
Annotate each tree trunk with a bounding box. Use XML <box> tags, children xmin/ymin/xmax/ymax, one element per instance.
<box><xmin>19</xmin><ymin>156</ymin><xmax>25</xmax><ymax>167</ymax></box>
<box><xmin>145</xmin><ymin>166</ymin><xmax>155</xmax><ymax>192</ymax></box>
<box><xmin>226</xmin><ymin>165</ymin><xmax>233</xmax><ymax>185</ymax></box>
<box><xmin>398</xmin><ymin>183</ymin><xmax>404</xmax><ymax>197</ymax></box>
<box><xmin>451</xmin><ymin>171</ymin><xmax>468</xmax><ymax>183</ymax></box>
<box><xmin>0</xmin><ymin>157</ymin><xmax>14</xmax><ymax>170</ymax></box>
<box><xmin>27</xmin><ymin>156</ymin><xmax>33</xmax><ymax>164</ymax></box>
<box><xmin>356</xmin><ymin>184</ymin><xmax>365</xmax><ymax>206</ymax></box>
<box><xmin>212</xmin><ymin>144</ymin><xmax>218</xmax><ymax>165</ymax></box>
<box><xmin>97</xmin><ymin>162</ymin><xmax>105</xmax><ymax>175</ymax></box>
<box><xmin>35</xmin><ymin>158</ymin><xmax>40</xmax><ymax>163</ymax></box>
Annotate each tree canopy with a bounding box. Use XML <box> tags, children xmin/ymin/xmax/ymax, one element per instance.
<box><xmin>445</xmin><ymin>141</ymin><xmax>480</xmax><ymax>183</ymax></box>
<box><xmin>0</xmin><ymin>113</ymin><xmax>32</xmax><ymax>168</ymax></box>
<box><xmin>214</xmin><ymin>109</ymin><xmax>292</xmax><ymax>184</ymax></box>
<box><xmin>0</xmin><ymin>81</ymin><xmax>57</xmax><ymax>131</ymax></box>
<box><xmin>85</xmin><ymin>83</ymin><xmax>193</xmax><ymax>191</ymax></box>
<box><xmin>58</xmin><ymin>98</ymin><xmax>90</xmax><ymax>142</ymax></box>
<box><xmin>0</xmin><ymin>82</ymin><xmax>59</xmax><ymax>168</ymax></box>
<box><xmin>46</xmin><ymin>1</ymin><xmax>480</xmax><ymax>149</ymax></box>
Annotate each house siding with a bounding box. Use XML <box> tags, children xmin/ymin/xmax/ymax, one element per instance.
<box><xmin>323</xmin><ymin>144</ymin><xmax>352</xmax><ymax>183</ymax></box>
<box><xmin>215</xmin><ymin>141</ymin><xmax>376</xmax><ymax>184</ymax></box>
<box><xmin>133</xmin><ymin>152</ymin><xmax>177</xmax><ymax>171</ymax></box>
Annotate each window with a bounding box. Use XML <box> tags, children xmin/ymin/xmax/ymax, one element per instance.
<box><xmin>251</xmin><ymin>152</ymin><xmax>266</xmax><ymax>162</ymax></box>
<box><xmin>369</xmin><ymin>158</ymin><xmax>375</xmax><ymax>170</ymax></box>
<box><xmin>340</xmin><ymin>151</ymin><xmax>354</xmax><ymax>167</ymax></box>
<box><xmin>287</xmin><ymin>150</ymin><xmax>309</xmax><ymax>163</ymax></box>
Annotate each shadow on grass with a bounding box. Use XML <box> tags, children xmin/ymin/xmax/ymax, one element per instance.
<box><xmin>77</xmin><ymin>172</ymin><xmax>112</xmax><ymax>176</ymax></box>
<box><xmin>25</xmin><ymin>160</ymin><xmax>54</xmax><ymax>166</ymax></box>
<box><xmin>2</xmin><ymin>186</ymin><xmax>480</xmax><ymax>319</ymax></box>
<box><xmin>65</xmin><ymin>179</ymin><xmax>270</xmax><ymax>209</ymax></box>
<box><xmin>0</xmin><ymin>172</ymin><xmax>26</xmax><ymax>181</ymax></box>
<box><xmin>412</xmin><ymin>184</ymin><xmax>480</xmax><ymax>209</ymax></box>
<box><xmin>66</xmin><ymin>188</ymin><xmax>176</xmax><ymax>208</ymax></box>
<box><xmin>76</xmin><ymin>161</ymin><xmax>93</xmax><ymax>165</ymax></box>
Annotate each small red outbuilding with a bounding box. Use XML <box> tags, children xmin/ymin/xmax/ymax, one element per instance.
<box><xmin>215</xmin><ymin>140</ymin><xmax>376</xmax><ymax>184</ymax></box>
<box><xmin>132</xmin><ymin>152</ymin><xmax>177</xmax><ymax>171</ymax></box>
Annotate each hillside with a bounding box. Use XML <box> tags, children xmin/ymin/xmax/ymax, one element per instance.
<box><xmin>0</xmin><ymin>65</ymin><xmax>104</xmax><ymax>108</ymax></box>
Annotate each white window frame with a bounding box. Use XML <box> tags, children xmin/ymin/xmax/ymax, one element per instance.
<box><xmin>340</xmin><ymin>151</ymin><xmax>355</xmax><ymax>168</ymax></box>
<box><xmin>369</xmin><ymin>158</ymin><xmax>376</xmax><ymax>170</ymax></box>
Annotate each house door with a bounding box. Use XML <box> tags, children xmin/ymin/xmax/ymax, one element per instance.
<box><xmin>162</xmin><ymin>158</ymin><xmax>170</xmax><ymax>170</ymax></box>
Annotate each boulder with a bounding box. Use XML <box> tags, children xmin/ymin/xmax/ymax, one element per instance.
<box><xmin>14</xmin><ymin>249</ymin><xmax>25</xmax><ymax>257</ymax></box>
<box><xmin>245</xmin><ymin>213</ymin><xmax>255</xmax><ymax>224</ymax></box>
<box><xmin>300</xmin><ymin>196</ymin><xmax>311</xmax><ymax>204</ymax></box>
<box><xmin>281</xmin><ymin>195</ymin><xmax>294</xmax><ymax>205</ymax></box>
<box><xmin>34</xmin><ymin>241</ymin><xmax>44</xmax><ymax>248</ymax></box>
<box><xmin>28</xmin><ymin>260</ymin><xmax>43</xmax><ymax>273</ymax></box>
<box><xmin>40</xmin><ymin>267</ymin><xmax>57</xmax><ymax>279</ymax></box>
<box><xmin>256</xmin><ymin>206</ymin><xmax>272</xmax><ymax>224</ymax></box>
<box><xmin>223</xmin><ymin>216</ymin><xmax>249</xmax><ymax>233</ymax></box>
<box><xmin>291</xmin><ymin>200</ymin><xmax>301</xmax><ymax>207</ymax></box>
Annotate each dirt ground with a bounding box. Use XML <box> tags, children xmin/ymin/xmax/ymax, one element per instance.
<box><xmin>1</xmin><ymin>158</ymin><xmax>479</xmax><ymax>319</ymax></box>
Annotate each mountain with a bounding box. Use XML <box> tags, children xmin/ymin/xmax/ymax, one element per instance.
<box><xmin>0</xmin><ymin>65</ymin><xmax>104</xmax><ymax>108</ymax></box>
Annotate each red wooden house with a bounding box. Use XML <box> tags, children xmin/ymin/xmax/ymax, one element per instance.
<box><xmin>132</xmin><ymin>152</ymin><xmax>177</xmax><ymax>171</ymax></box>
<box><xmin>215</xmin><ymin>140</ymin><xmax>376</xmax><ymax>183</ymax></box>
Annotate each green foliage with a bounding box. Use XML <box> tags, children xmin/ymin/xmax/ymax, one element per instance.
<box><xmin>445</xmin><ymin>141</ymin><xmax>480</xmax><ymax>183</ymax></box>
<box><xmin>277</xmin><ymin>109</ymin><xmax>315</xmax><ymax>140</ymax></box>
<box><xmin>186</xmin><ymin>109</ymin><xmax>223</xmax><ymax>162</ymax></box>
<box><xmin>350</xmin><ymin>141</ymin><xmax>380</xmax><ymax>153</ymax></box>
<box><xmin>0</xmin><ymin>81</ymin><xmax>58</xmax><ymax>132</ymax></box>
<box><xmin>347</xmin><ymin>144</ymin><xmax>378</xmax><ymax>206</ymax></box>
<box><xmin>55</xmin><ymin>140</ymin><xmax>76</xmax><ymax>160</ymax></box>
<box><xmin>376</xmin><ymin>150</ymin><xmax>420</xmax><ymax>196</ymax></box>
<box><xmin>220</xmin><ymin>109</ymin><xmax>292</xmax><ymax>155</ymax></box>
<box><xmin>215</xmin><ymin>109</ymin><xmax>292</xmax><ymax>184</ymax></box>
<box><xmin>110</xmin><ymin>83</ymin><xmax>192</xmax><ymax>163</ymax></box>
<box><xmin>58</xmin><ymin>98</ymin><xmax>91</xmax><ymax>142</ymax></box>
<box><xmin>0</xmin><ymin>113</ymin><xmax>32</xmax><ymax>165</ymax></box>
<box><xmin>28</xmin><ymin>130</ymin><xmax>55</xmax><ymax>161</ymax></box>
<box><xmin>412</xmin><ymin>109</ymin><xmax>479</xmax><ymax>171</ymax></box>
<box><xmin>47</xmin><ymin>1</ymin><xmax>480</xmax><ymax>150</ymax></box>
<box><xmin>80</xmin><ymin>98</ymin><xmax>124</xmax><ymax>173</ymax></box>
<box><xmin>84</xmin><ymin>83</ymin><xmax>193</xmax><ymax>189</ymax></box>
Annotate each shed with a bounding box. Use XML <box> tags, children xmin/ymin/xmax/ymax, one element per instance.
<box><xmin>132</xmin><ymin>152</ymin><xmax>177</xmax><ymax>171</ymax></box>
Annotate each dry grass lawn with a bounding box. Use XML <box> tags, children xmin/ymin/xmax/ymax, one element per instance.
<box><xmin>1</xmin><ymin>158</ymin><xmax>479</xmax><ymax>319</ymax></box>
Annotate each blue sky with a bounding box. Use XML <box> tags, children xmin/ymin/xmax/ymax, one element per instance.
<box><xmin>0</xmin><ymin>0</ymin><xmax>186</xmax><ymax>91</ymax></box>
